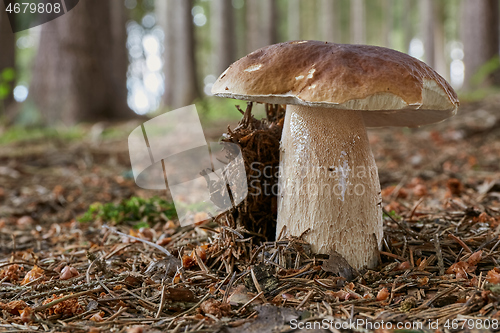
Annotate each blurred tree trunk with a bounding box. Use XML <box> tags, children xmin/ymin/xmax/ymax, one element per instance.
<box><xmin>171</xmin><ymin>0</ymin><xmax>200</xmax><ymax>108</ymax></box>
<box><xmin>30</xmin><ymin>0</ymin><xmax>132</xmax><ymax>125</ymax></box>
<box><xmin>212</xmin><ymin>0</ymin><xmax>235</xmax><ymax>76</ymax></box>
<box><xmin>434</xmin><ymin>1</ymin><xmax>448</xmax><ymax>79</ymax></box>
<box><xmin>461</xmin><ymin>0</ymin><xmax>500</xmax><ymax>90</ymax></box>
<box><xmin>381</xmin><ymin>0</ymin><xmax>393</xmax><ymax>48</ymax></box>
<box><xmin>403</xmin><ymin>0</ymin><xmax>413</xmax><ymax>53</ymax></box>
<box><xmin>156</xmin><ymin>0</ymin><xmax>176</xmax><ymax>107</ymax></box>
<box><xmin>288</xmin><ymin>0</ymin><xmax>300</xmax><ymax>41</ymax></box>
<box><xmin>261</xmin><ymin>0</ymin><xmax>278</xmax><ymax>45</ymax></box>
<box><xmin>109</xmin><ymin>0</ymin><xmax>130</xmax><ymax>117</ymax></box>
<box><xmin>350</xmin><ymin>0</ymin><xmax>365</xmax><ymax>44</ymax></box>
<box><xmin>246</xmin><ymin>0</ymin><xmax>278</xmax><ymax>53</ymax></box>
<box><xmin>420</xmin><ymin>0</ymin><xmax>435</xmax><ymax>68</ymax></box>
<box><xmin>319</xmin><ymin>0</ymin><xmax>339</xmax><ymax>42</ymax></box>
<box><xmin>0</xmin><ymin>4</ymin><xmax>15</xmax><ymax>109</ymax></box>
<box><xmin>246</xmin><ymin>0</ymin><xmax>260</xmax><ymax>52</ymax></box>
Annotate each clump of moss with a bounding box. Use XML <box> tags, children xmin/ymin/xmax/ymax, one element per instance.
<box><xmin>78</xmin><ymin>196</ymin><xmax>177</xmax><ymax>228</ymax></box>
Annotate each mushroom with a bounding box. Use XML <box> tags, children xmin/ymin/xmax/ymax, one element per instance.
<box><xmin>212</xmin><ymin>41</ymin><xmax>459</xmax><ymax>269</ymax></box>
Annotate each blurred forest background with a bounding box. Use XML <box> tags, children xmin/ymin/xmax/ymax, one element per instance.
<box><xmin>0</xmin><ymin>0</ymin><xmax>499</xmax><ymax>129</ymax></box>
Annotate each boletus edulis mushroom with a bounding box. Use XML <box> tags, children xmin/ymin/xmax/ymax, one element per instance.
<box><xmin>212</xmin><ymin>41</ymin><xmax>459</xmax><ymax>270</ymax></box>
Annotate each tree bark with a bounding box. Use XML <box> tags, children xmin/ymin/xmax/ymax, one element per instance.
<box><xmin>212</xmin><ymin>0</ymin><xmax>236</xmax><ymax>76</ymax></box>
<box><xmin>0</xmin><ymin>3</ymin><xmax>15</xmax><ymax>109</ymax></box>
<box><xmin>246</xmin><ymin>0</ymin><xmax>278</xmax><ymax>52</ymax></box>
<box><xmin>403</xmin><ymin>0</ymin><xmax>413</xmax><ymax>53</ymax></box>
<box><xmin>420</xmin><ymin>0</ymin><xmax>435</xmax><ymax>68</ymax></box>
<box><xmin>30</xmin><ymin>0</ymin><xmax>132</xmax><ymax>125</ymax></box>
<box><xmin>350</xmin><ymin>0</ymin><xmax>365</xmax><ymax>44</ymax></box>
<box><xmin>319</xmin><ymin>0</ymin><xmax>339</xmax><ymax>43</ymax></box>
<box><xmin>287</xmin><ymin>0</ymin><xmax>301</xmax><ymax>41</ymax></box>
<box><xmin>246</xmin><ymin>0</ymin><xmax>261</xmax><ymax>52</ymax></box>
<box><xmin>157</xmin><ymin>0</ymin><xmax>173</xmax><ymax>107</ymax></box>
<box><xmin>461</xmin><ymin>0</ymin><xmax>500</xmax><ymax>90</ymax></box>
<box><xmin>261</xmin><ymin>0</ymin><xmax>278</xmax><ymax>45</ymax></box>
<box><xmin>381</xmin><ymin>0</ymin><xmax>393</xmax><ymax>48</ymax></box>
<box><xmin>109</xmin><ymin>0</ymin><xmax>130</xmax><ymax>117</ymax></box>
<box><xmin>433</xmin><ymin>1</ymin><xmax>448</xmax><ymax>79</ymax></box>
<box><xmin>171</xmin><ymin>0</ymin><xmax>200</xmax><ymax>108</ymax></box>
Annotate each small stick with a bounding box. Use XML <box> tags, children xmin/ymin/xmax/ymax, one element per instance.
<box><xmin>417</xmin><ymin>286</ymin><xmax>457</xmax><ymax>309</ymax></box>
<box><xmin>408</xmin><ymin>197</ymin><xmax>425</xmax><ymax>221</ymax></box>
<box><xmin>103</xmin><ymin>225</ymin><xmax>173</xmax><ymax>257</ymax></box>
<box><xmin>433</xmin><ymin>234</ymin><xmax>445</xmax><ymax>276</ymax></box>
<box><xmin>448</xmin><ymin>233</ymin><xmax>472</xmax><ymax>253</ymax></box>
<box><xmin>103</xmin><ymin>306</ymin><xmax>128</xmax><ymax>322</ymax></box>
<box><xmin>296</xmin><ymin>290</ymin><xmax>314</xmax><ymax>310</ymax></box>
<box><xmin>236</xmin><ymin>291</ymin><xmax>264</xmax><ymax>313</ymax></box>
<box><xmin>33</xmin><ymin>288</ymin><xmax>102</xmax><ymax>312</ymax></box>
<box><xmin>222</xmin><ymin>271</ymin><xmax>237</xmax><ymax>303</ymax></box>
<box><xmin>379</xmin><ymin>251</ymin><xmax>407</xmax><ymax>262</ymax></box>
<box><xmin>156</xmin><ymin>284</ymin><xmax>168</xmax><ymax>318</ymax></box>
<box><xmin>250</xmin><ymin>268</ymin><xmax>267</xmax><ymax>304</ymax></box>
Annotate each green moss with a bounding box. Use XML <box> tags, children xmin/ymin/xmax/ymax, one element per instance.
<box><xmin>78</xmin><ymin>196</ymin><xmax>177</xmax><ymax>227</ymax></box>
<box><xmin>0</xmin><ymin>125</ymin><xmax>85</xmax><ymax>145</ymax></box>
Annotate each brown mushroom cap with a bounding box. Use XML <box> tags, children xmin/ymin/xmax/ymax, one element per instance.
<box><xmin>212</xmin><ymin>41</ymin><xmax>459</xmax><ymax>127</ymax></box>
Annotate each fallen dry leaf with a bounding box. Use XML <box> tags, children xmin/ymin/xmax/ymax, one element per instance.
<box><xmin>0</xmin><ymin>300</ymin><xmax>28</xmax><ymax>315</ymax></box>
<box><xmin>487</xmin><ymin>268</ymin><xmax>500</xmax><ymax>284</ymax></box>
<box><xmin>0</xmin><ymin>264</ymin><xmax>23</xmax><ymax>283</ymax></box>
<box><xmin>42</xmin><ymin>294</ymin><xmax>84</xmax><ymax>317</ymax></box>
<box><xmin>20</xmin><ymin>265</ymin><xmax>45</xmax><ymax>285</ymax></box>
<box><xmin>199</xmin><ymin>298</ymin><xmax>231</xmax><ymax>318</ymax></box>
<box><xmin>376</xmin><ymin>288</ymin><xmax>390</xmax><ymax>301</ymax></box>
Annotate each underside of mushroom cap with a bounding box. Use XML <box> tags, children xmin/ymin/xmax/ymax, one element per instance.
<box><xmin>212</xmin><ymin>41</ymin><xmax>459</xmax><ymax>127</ymax></box>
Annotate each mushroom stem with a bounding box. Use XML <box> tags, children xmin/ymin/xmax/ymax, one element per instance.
<box><xmin>277</xmin><ymin>105</ymin><xmax>382</xmax><ymax>269</ymax></box>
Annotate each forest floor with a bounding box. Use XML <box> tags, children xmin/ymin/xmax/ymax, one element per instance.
<box><xmin>0</xmin><ymin>97</ymin><xmax>500</xmax><ymax>332</ymax></box>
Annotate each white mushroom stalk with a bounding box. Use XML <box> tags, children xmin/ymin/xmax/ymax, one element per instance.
<box><xmin>277</xmin><ymin>105</ymin><xmax>382</xmax><ymax>269</ymax></box>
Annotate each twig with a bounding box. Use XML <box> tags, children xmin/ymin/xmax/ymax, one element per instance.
<box><xmin>33</xmin><ymin>288</ymin><xmax>102</xmax><ymax>312</ymax></box>
<box><xmin>433</xmin><ymin>234</ymin><xmax>445</xmax><ymax>276</ymax></box>
<box><xmin>103</xmin><ymin>225</ymin><xmax>173</xmax><ymax>257</ymax></box>
<box><xmin>448</xmin><ymin>233</ymin><xmax>472</xmax><ymax>253</ymax></box>
<box><xmin>156</xmin><ymin>284</ymin><xmax>168</xmax><ymax>318</ymax></box>
<box><xmin>103</xmin><ymin>306</ymin><xmax>128</xmax><ymax>322</ymax></box>
<box><xmin>236</xmin><ymin>291</ymin><xmax>264</xmax><ymax>313</ymax></box>
<box><xmin>250</xmin><ymin>268</ymin><xmax>267</xmax><ymax>304</ymax></box>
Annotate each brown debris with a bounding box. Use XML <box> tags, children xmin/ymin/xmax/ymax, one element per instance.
<box><xmin>42</xmin><ymin>293</ymin><xmax>84</xmax><ymax>317</ymax></box>
<box><xmin>199</xmin><ymin>298</ymin><xmax>232</xmax><ymax>318</ymax></box>
<box><xmin>0</xmin><ymin>100</ymin><xmax>500</xmax><ymax>331</ymax></box>
<box><xmin>214</xmin><ymin>103</ymin><xmax>285</xmax><ymax>240</ymax></box>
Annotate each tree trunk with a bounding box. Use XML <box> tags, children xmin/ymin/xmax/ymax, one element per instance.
<box><xmin>171</xmin><ymin>0</ymin><xmax>200</xmax><ymax>108</ymax></box>
<box><xmin>246</xmin><ymin>0</ymin><xmax>261</xmax><ymax>52</ymax></box>
<box><xmin>212</xmin><ymin>0</ymin><xmax>236</xmax><ymax>76</ymax></box>
<box><xmin>246</xmin><ymin>0</ymin><xmax>278</xmax><ymax>52</ymax></box>
<box><xmin>261</xmin><ymin>0</ymin><xmax>278</xmax><ymax>45</ymax></box>
<box><xmin>109</xmin><ymin>0</ymin><xmax>130</xmax><ymax>117</ymax></box>
<box><xmin>403</xmin><ymin>0</ymin><xmax>413</xmax><ymax>53</ymax></box>
<box><xmin>288</xmin><ymin>0</ymin><xmax>301</xmax><ymax>41</ymax></box>
<box><xmin>0</xmin><ymin>3</ymin><xmax>15</xmax><ymax>109</ymax></box>
<box><xmin>420</xmin><ymin>0</ymin><xmax>435</xmax><ymax>68</ymax></box>
<box><xmin>30</xmin><ymin>0</ymin><xmax>132</xmax><ymax>125</ymax></box>
<box><xmin>350</xmin><ymin>0</ymin><xmax>365</xmax><ymax>44</ymax></box>
<box><xmin>381</xmin><ymin>0</ymin><xmax>393</xmax><ymax>48</ymax></box>
<box><xmin>157</xmin><ymin>0</ymin><xmax>173</xmax><ymax>107</ymax></box>
<box><xmin>461</xmin><ymin>0</ymin><xmax>500</xmax><ymax>90</ymax></box>
<box><xmin>319</xmin><ymin>0</ymin><xmax>339</xmax><ymax>42</ymax></box>
<box><xmin>434</xmin><ymin>0</ymin><xmax>448</xmax><ymax>80</ymax></box>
